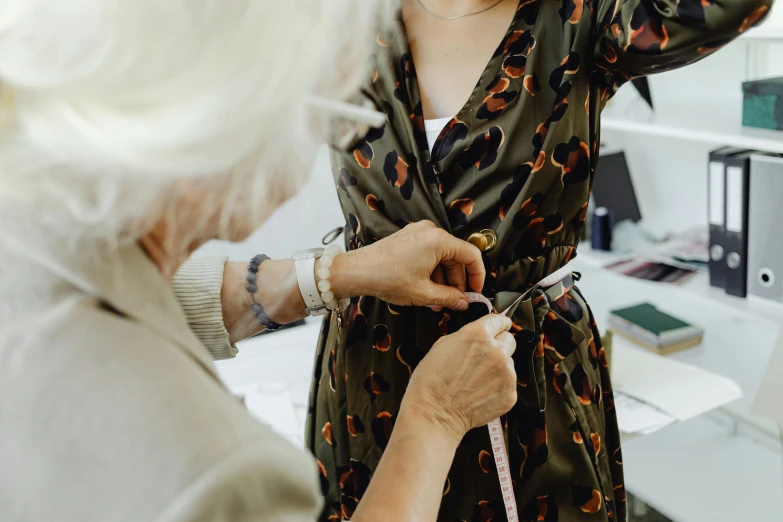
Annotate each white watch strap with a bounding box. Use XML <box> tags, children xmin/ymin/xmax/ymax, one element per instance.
<box><xmin>295</xmin><ymin>256</ymin><xmax>324</xmax><ymax>310</ymax></box>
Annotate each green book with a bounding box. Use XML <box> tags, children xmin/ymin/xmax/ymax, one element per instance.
<box><xmin>608</xmin><ymin>303</ymin><xmax>703</xmax><ymax>354</ymax></box>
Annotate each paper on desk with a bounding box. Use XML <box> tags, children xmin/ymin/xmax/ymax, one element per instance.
<box><xmin>230</xmin><ymin>381</ymin><xmax>304</xmax><ymax>447</ymax></box>
<box><xmin>614</xmin><ymin>391</ymin><xmax>676</xmax><ymax>434</ymax></box>
<box><xmin>611</xmin><ymin>337</ymin><xmax>743</xmax><ymax>422</ymax></box>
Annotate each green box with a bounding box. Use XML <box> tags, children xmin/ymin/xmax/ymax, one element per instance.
<box><xmin>742</xmin><ymin>76</ymin><xmax>783</xmax><ymax>131</ymax></box>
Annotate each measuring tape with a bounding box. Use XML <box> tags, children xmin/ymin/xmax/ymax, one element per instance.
<box><xmin>463</xmin><ymin>292</ymin><xmax>519</xmax><ymax>521</ymax></box>
<box><xmin>459</xmin><ymin>266</ymin><xmax>572</xmax><ymax>519</ymax></box>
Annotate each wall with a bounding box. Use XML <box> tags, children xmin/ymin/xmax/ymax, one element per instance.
<box><xmin>196</xmin><ymin>146</ymin><xmax>345</xmax><ymax>261</ymax></box>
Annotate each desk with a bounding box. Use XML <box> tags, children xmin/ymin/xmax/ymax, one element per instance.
<box><xmin>572</xmin><ymin>258</ymin><xmax>783</xmax><ymax>522</ymax></box>
<box><xmin>215</xmin><ymin>319</ymin><xmax>322</xmax><ymax>435</ymax></box>
<box><xmin>216</xmin><ymin>262</ymin><xmax>783</xmax><ymax>522</ymax></box>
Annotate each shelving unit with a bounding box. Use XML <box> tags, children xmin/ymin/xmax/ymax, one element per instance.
<box><xmin>591</xmin><ymin>19</ymin><xmax>783</xmax><ymax>516</ymax></box>
<box><xmin>602</xmin><ymin>107</ymin><xmax>783</xmax><ymax>153</ymax></box>
<box><xmin>576</xmin><ymin>247</ymin><xmax>783</xmax><ymax>324</ymax></box>
<box><xmin>603</xmin><ymin>16</ymin><xmax>783</xmax><ymax>152</ymax></box>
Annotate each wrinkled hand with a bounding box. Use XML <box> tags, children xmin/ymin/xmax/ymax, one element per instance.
<box><xmin>332</xmin><ymin>220</ymin><xmax>484</xmax><ymax>311</ymax></box>
<box><xmin>401</xmin><ymin>314</ymin><xmax>517</xmax><ymax>442</ymax></box>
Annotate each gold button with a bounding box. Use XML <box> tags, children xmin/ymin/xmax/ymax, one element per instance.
<box><xmin>467</xmin><ymin>229</ymin><xmax>498</xmax><ymax>252</ymax></box>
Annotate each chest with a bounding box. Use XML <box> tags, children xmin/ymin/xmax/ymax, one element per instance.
<box><xmin>338</xmin><ymin>2</ymin><xmax>602</xmax><ymax>248</ymax></box>
<box><xmin>402</xmin><ymin>0</ymin><xmax>522</xmax><ymax>119</ymax></box>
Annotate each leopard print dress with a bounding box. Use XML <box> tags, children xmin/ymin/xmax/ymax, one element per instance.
<box><xmin>305</xmin><ymin>1</ymin><xmax>772</xmax><ymax>520</ymax></box>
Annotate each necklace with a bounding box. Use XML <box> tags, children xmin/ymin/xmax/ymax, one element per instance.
<box><xmin>416</xmin><ymin>0</ymin><xmax>506</xmax><ymax>21</ymax></box>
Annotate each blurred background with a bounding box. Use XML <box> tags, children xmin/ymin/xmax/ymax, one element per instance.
<box><xmin>201</xmin><ymin>5</ymin><xmax>783</xmax><ymax>522</ymax></box>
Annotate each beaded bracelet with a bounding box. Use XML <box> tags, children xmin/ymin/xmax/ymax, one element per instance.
<box><xmin>315</xmin><ymin>245</ymin><xmax>351</xmax><ymax>312</ymax></box>
<box><xmin>246</xmin><ymin>254</ymin><xmax>282</xmax><ymax>331</ymax></box>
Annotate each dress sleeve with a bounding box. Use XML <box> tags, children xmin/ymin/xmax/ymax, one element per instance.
<box><xmin>172</xmin><ymin>256</ymin><xmax>238</xmax><ymax>360</ymax></box>
<box><xmin>594</xmin><ymin>0</ymin><xmax>774</xmax><ymax>87</ymax></box>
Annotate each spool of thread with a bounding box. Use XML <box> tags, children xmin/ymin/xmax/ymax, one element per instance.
<box><xmin>591</xmin><ymin>207</ymin><xmax>614</xmax><ymax>251</ymax></box>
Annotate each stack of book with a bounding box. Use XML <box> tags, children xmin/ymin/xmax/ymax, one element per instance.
<box><xmin>608</xmin><ymin>303</ymin><xmax>704</xmax><ymax>355</ymax></box>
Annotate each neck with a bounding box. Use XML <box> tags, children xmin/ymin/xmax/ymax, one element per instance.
<box><xmin>416</xmin><ymin>0</ymin><xmax>504</xmax><ymax>12</ymax></box>
<box><xmin>138</xmin><ymin>220</ymin><xmax>205</xmax><ymax>282</ymax></box>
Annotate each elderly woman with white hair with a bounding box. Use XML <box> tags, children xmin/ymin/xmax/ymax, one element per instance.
<box><xmin>0</xmin><ymin>1</ymin><xmax>520</xmax><ymax>521</ymax></box>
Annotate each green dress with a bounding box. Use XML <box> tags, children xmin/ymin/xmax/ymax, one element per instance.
<box><xmin>305</xmin><ymin>1</ymin><xmax>771</xmax><ymax>520</ymax></box>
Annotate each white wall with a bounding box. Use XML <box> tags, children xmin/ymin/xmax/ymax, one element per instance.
<box><xmin>196</xmin><ymin>146</ymin><xmax>345</xmax><ymax>261</ymax></box>
<box><xmin>769</xmin><ymin>1</ymin><xmax>783</xmax><ymax>27</ymax></box>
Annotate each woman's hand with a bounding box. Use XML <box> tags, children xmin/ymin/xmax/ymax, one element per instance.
<box><xmin>350</xmin><ymin>314</ymin><xmax>516</xmax><ymax>522</ymax></box>
<box><xmin>330</xmin><ymin>220</ymin><xmax>484</xmax><ymax>311</ymax></box>
<box><xmin>208</xmin><ymin>220</ymin><xmax>483</xmax><ymax>344</ymax></box>
<box><xmin>401</xmin><ymin>314</ymin><xmax>517</xmax><ymax>442</ymax></box>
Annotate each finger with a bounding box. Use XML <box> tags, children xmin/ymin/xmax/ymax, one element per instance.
<box><xmin>469</xmin><ymin>314</ymin><xmax>513</xmax><ymax>337</ymax></box>
<box><xmin>443</xmin><ymin>262</ymin><xmax>467</xmax><ymax>293</ymax></box>
<box><xmin>439</xmin><ymin>236</ymin><xmax>485</xmax><ymax>293</ymax></box>
<box><xmin>425</xmin><ymin>282</ymin><xmax>469</xmax><ymax>311</ymax></box>
<box><xmin>431</xmin><ymin>265</ymin><xmax>447</xmax><ymax>286</ymax></box>
<box><xmin>495</xmin><ymin>331</ymin><xmax>516</xmax><ymax>357</ymax></box>
<box><xmin>429</xmin><ymin>267</ymin><xmax>447</xmax><ymax>312</ymax></box>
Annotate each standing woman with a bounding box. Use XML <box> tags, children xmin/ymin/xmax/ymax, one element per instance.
<box><xmin>306</xmin><ymin>1</ymin><xmax>772</xmax><ymax>521</ymax></box>
<box><xmin>170</xmin><ymin>0</ymin><xmax>773</xmax><ymax>520</ymax></box>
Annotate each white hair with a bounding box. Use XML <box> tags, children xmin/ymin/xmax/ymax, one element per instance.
<box><xmin>0</xmin><ymin>0</ymin><xmax>386</xmax><ymax>247</ymax></box>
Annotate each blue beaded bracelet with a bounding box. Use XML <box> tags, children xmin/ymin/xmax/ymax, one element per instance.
<box><xmin>246</xmin><ymin>254</ymin><xmax>282</xmax><ymax>331</ymax></box>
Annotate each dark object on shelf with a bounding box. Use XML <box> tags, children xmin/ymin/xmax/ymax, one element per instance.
<box><xmin>708</xmin><ymin>147</ymin><xmax>749</xmax><ymax>291</ymax></box>
<box><xmin>591</xmin><ymin>207</ymin><xmax>613</xmax><ymax>251</ymax></box>
<box><xmin>632</xmin><ymin>77</ymin><xmax>654</xmax><ymax>110</ymax></box>
<box><xmin>747</xmin><ymin>153</ymin><xmax>783</xmax><ymax>304</ymax></box>
<box><xmin>592</xmin><ymin>151</ymin><xmax>642</xmax><ymax>224</ymax></box>
<box><xmin>606</xmin><ymin>258</ymin><xmax>697</xmax><ymax>285</ymax></box>
<box><xmin>722</xmin><ymin>151</ymin><xmax>754</xmax><ymax>299</ymax></box>
<box><xmin>609</xmin><ymin>303</ymin><xmax>703</xmax><ymax>355</ymax></box>
<box><xmin>742</xmin><ymin>76</ymin><xmax>783</xmax><ymax>131</ymax></box>
<box><xmin>255</xmin><ymin>318</ymin><xmax>307</xmax><ymax>336</ymax></box>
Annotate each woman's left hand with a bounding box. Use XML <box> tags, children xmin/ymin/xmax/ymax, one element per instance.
<box><xmin>330</xmin><ymin>220</ymin><xmax>484</xmax><ymax>311</ymax></box>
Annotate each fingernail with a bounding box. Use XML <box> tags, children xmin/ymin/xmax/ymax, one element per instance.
<box><xmin>455</xmin><ymin>299</ymin><xmax>468</xmax><ymax>311</ymax></box>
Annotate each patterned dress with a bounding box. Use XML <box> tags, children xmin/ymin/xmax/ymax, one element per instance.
<box><xmin>306</xmin><ymin>1</ymin><xmax>771</xmax><ymax>521</ymax></box>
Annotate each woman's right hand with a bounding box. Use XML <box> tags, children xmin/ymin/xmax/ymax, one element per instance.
<box><xmin>400</xmin><ymin>314</ymin><xmax>517</xmax><ymax>442</ymax></box>
<box><xmin>330</xmin><ymin>220</ymin><xmax>485</xmax><ymax>312</ymax></box>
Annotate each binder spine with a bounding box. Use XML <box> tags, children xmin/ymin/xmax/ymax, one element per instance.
<box><xmin>723</xmin><ymin>154</ymin><xmax>752</xmax><ymax>298</ymax></box>
<box><xmin>708</xmin><ymin>150</ymin><xmax>729</xmax><ymax>290</ymax></box>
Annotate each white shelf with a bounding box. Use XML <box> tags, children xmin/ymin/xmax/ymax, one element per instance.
<box><xmin>740</xmin><ymin>24</ymin><xmax>783</xmax><ymax>41</ymax></box>
<box><xmin>602</xmin><ymin>106</ymin><xmax>783</xmax><ymax>153</ymax></box>
<box><xmin>577</xmin><ymin>249</ymin><xmax>783</xmax><ymax>324</ymax></box>
<box><xmin>623</xmin><ymin>416</ymin><xmax>783</xmax><ymax>522</ymax></box>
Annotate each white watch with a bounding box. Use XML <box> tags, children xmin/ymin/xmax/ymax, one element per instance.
<box><xmin>292</xmin><ymin>248</ymin><xmax>328</xmax><ymax>316</ymax></box>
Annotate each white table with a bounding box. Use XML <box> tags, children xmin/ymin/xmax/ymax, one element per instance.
<box><xmin>216</xmin><ymin>262</ymin><xmax>783</xmax><ymax>522</ymax></box>
<box><xmin>215</xmin><ymin>319</ymin><xmax>322</xmax><ymax>440</ymax></box>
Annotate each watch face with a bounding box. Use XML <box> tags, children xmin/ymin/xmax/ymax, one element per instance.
<box><xmin>292</xmin><ymin>248</ymin><xmax>325</xmax><ymax>260</ymax></box>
